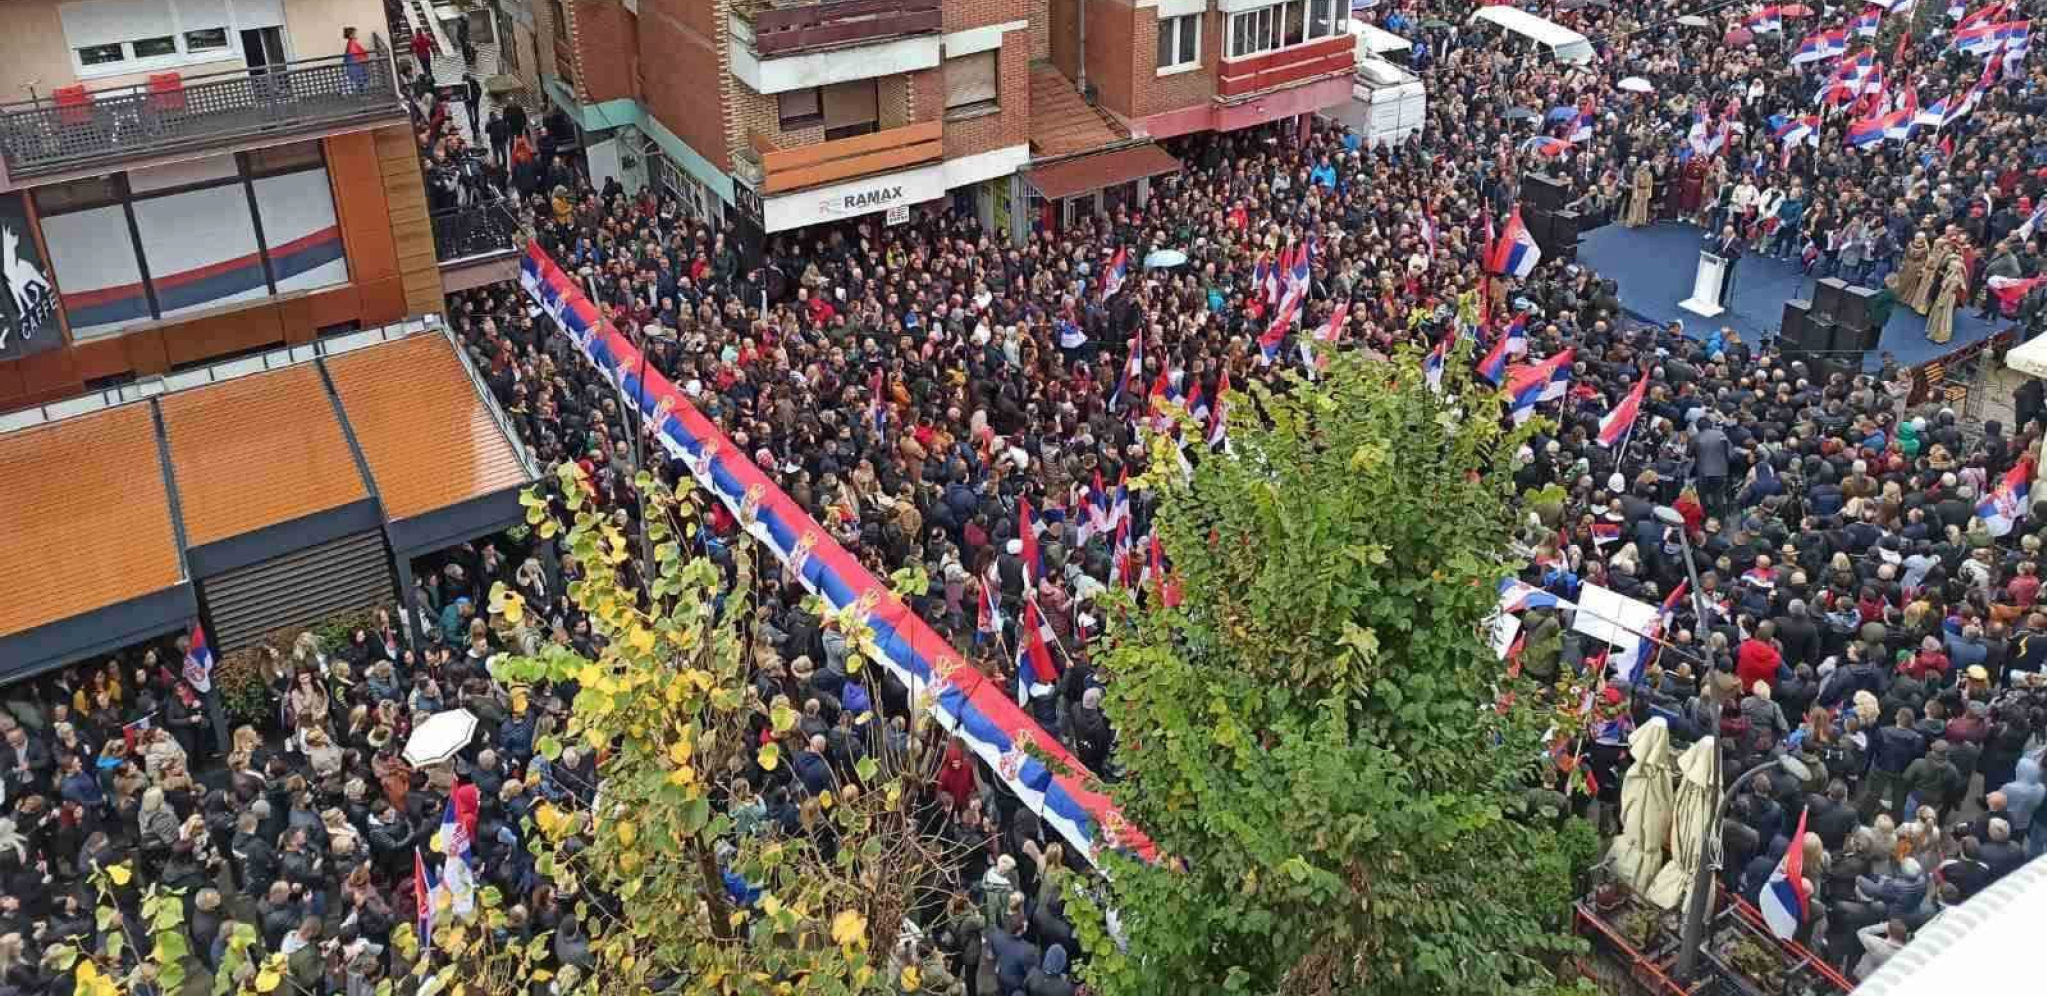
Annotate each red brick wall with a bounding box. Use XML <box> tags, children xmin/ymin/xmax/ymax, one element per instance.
<box><xmin>945</xmin><ymin>0</ymin><xmax>1028</xmax><ymax>31</ymax></box>
<box><xmin>1030</xmin><ymin>0</ymin><xmax>1050</xmax><ymax>59</ymax></box>
<box><xmin>1133</xmin><ymin>6</ymin><xmax>1217</xmax><ymax>120</ymax></box>
<box><xmin>1049</xmin><ymin>0</ymin><xmax>1078</xmax><ymax>79</ymax></box>
<box><xmin>572</xmin><ymin>0</ymin><xmax>639</xmax><ymax>105</ymax></box>
<box><xmin>640</xmin><ymin>0</ymin><xmax>732</xmax><ymax>172</ymax></box>
<box><xmin>943</xmin><ymin>31</ymin><xmax>1030</xmax><ymax>159</ymax></box>
<box><xmin>1082</xmin><ymin>0</ymin><xmax>1134</xmax><ymax>120</ymax></box>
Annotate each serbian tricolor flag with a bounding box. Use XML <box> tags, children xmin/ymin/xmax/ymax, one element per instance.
<box><xmin>1844</xmin><ymin>111</ymin><xmax>1888</xmax><ymax>148</ymax></box>
<box><xmin>1110</xmin><ymin>331</ymin><xmax>1143</xmax><ymax>410</ymax></box>
<box><xmin>1760</xmin><ymin>808</ymin><xmax>1813</xmax><ymax>939</ymax></box>
<box><xmin>1590</xmin><ymin>522</ymin><xmax>1621</xmax><ymax>546</ymax></box>
<box><xmin>1018</xmin><ymin>498</ymin><xmax>1042</xmax><ymax>585</ymax></box>
<box><xmin>1208</xmin><ymin>366</ymin><xmax>1232</xmax><ymax>449</ymax></box>
<box><xmin>1419</xmin><ymin>208</ymin><xmax>1440</xmax><ymax>257</ymax></box>
<box><xmin>1791</xmin><ymin>26</ymin><xmax>1847</xmax><ymax>63</ymax></box>
<box><xmin>1143</xmin><ymin>533</ymin><xmax>1183</xmax><ymax>608</ymax></box>
<box><xmin>1568</xmin><ymin>98</ymin><xmax>1596</xmax><ymax>143</ymax></box>
<box><xmin>1869</xmin><ymin>0</ymin><xmax>1915</xmax><ymax>11</ymax></box>
<box><xmin>1107</xmin><ymin>469</ymin><xmax>1131</xmax><ymax>534</ymax></box>
<box><xmin>1423</xmin><ymin>337</ymin><xmax>1449</xmax><ymax>395</ymax></box>
<box><xmin>1100</xmin><ymin>247</ymin><xmax>1129</xmax><ymax>299</ymax></box>
<box><xmin>1486</xmin><ymin>206</ymin><xmax>1542</xmax><ymax>278</ymax></box>
<box><xmin>1977</xmin><ymin>459</ymin><xmax>2034</xmax><ymax>537</ymax></box>
<box><xmin>414</xmin><ymin>848</ymin><xmax>437</xmax><ymax>950</ymax></box>
<box><xmin>1286</xmin><ymin>240</ymin><xmax>1313</xmax><ymax>301</ymax></box>
<box><xmin>1771</xmin><ymin>114</ymin><xmax>1819</xmax><ymax>147</ymax></box>
<box><xmin>1013</xmin><ymin>599</ymin><xmax>1061</xmax><ymax>704</ymax></box>
<box><xmin>1497</xmin><ymin>578</ymin><xmax>1564</xmax><ymax>614</ymax></box>
<box><xmin>1504</xmin><ymin>349</ymin><xmax>1574</xmax><ymax>425</ymax></box>
<box><xmin>1521</xmin><ymin>135</ymin><xmax>1574</xmax><ymax>160</ymax></box>
<box><xmin>868</xmin><ymin>368</ymin><xmax>888</xmax><ymax>442</ymax></box>
<box><xmin>1302</xmin><ymin>299</ymin><xmax>1348</xmax><ymax>371</ymax></box>
<box><xmin>1258</xmin><ymin>291</ymin><xmax>1301</xmax><ymax>365</ymax></box>
<box><xmin>1596</xmin><ymin>376</ymin><xmax>1648</xmax><ymax>447</ymax></box>
<box><xmin>1745</xmin><ymin>6</ymin><xmax>1783</xmax><ymax>33</ymax></box>
<box><xmin>976</xmin><ymin>566</ymin><xmax>1003</xmax><ymax>641</ymax></box>
<box><xmin>1478</xmin><ymin>314</ymin><xmax>1528</xmax><ymax>385</ymax></box>
<box><xmin>436</xmin><ymin>794</ymin><xmax>477</xmax><ymax>918</ymax></box>
<box><xmin>1852</xmin><ymin>8</ymin><xmax>1882</xmax><ymax>37</ymax></box>
<box><xmin>1883</xmin><ymin>88</ymin><xmax>1920</xmax><ymax>141</ymax></box>
<box><xmin>1955</xmin><ymin>18</ymin><xmax>2003</xmax><ymax>52</ymax></box>
<box><xmin>1112</xmin><ymin>518</ymin><xmax>1135</xmax><ymax>588</ymax></box>
<box><xmin>182</xmin><ymin>623</ymin><xmax>215</xmax><ymax>693</ymax></box>
<box><xmin>1251</xmin><ymin>251</ymin><xmax>1271</xmax><ymax>303</ymax></box>
<box><xmin>1264</xmin><ymin>244</ymin><xmax>1288</xmax><ymax>305</ymax></box>
<box><xmin>1077</xmin><ymin>471</ymin><xmax>1110</xmax><ymax>545</ymax></box>
<box><xmin>2018</xmin><ymin>201</ymin><xmax>2047</xmax><ymax>238</ymax></box>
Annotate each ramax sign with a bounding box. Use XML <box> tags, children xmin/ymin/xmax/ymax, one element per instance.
<box><xmin>762</xmin><ymin>162</ymin><xmax>945</xmax><ymax>233</ymax></box>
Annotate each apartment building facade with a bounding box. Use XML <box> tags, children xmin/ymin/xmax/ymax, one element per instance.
<box><xmin>0</xmin><ymin>0</ymin><xmax>441</xmax><ymax>411</ymax></box>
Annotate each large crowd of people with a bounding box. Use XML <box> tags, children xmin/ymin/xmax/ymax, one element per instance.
<box><xmin>5</xmin><ymin>0</ymin><xmax>2047</xmax><ymax>993</ymax></box>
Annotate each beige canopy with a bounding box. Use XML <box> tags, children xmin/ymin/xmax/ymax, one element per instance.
<box><xmin>1608</xmin><ymin>718</ymin><xmax>1676</xmax><ymax>892</ymax></box>
<box><xmin>1646</xmin><ymin>735</ymin><xmax>1720</xmax><ymax>910</ymax></box>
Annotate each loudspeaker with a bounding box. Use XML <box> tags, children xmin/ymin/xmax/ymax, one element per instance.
<box><xmin>1522</xmin><ymin>209</ymin><xmax>1552</xmax><ymax>250</ymax></box>
<box><xmin>1780</xmin><ymin>298</ymin><xmax>1812</xmax><ymax>343</ymax></box>
<box><xmin>1524</xmin><ymin>173</ymin><xmax>1570</xmax><ymax>213</ymax></box>
<box><xmin>1791</xmin><ymin>314</ymin><xmax>1837</xmax><ymax>361</ymax></box>
<box><xmin>1549</xmin><ymin>209</ymin><xmax>1583</xmax><ymax>249</ymax></box>
<box><xmin>1813</xmin><ymin>277</ymin><xmax>1849</xmax><ymax>321</ymax></box>
<box><xmin>1838</xmin><ymin>285</ymin><xmax>1880</xmax><ymax>333</ymax></box>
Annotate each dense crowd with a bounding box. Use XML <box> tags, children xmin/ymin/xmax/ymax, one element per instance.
<box><xmin>7</xmin><ymin>0</ymin><xmax>2047</xmax><ymax>994</ymax></box>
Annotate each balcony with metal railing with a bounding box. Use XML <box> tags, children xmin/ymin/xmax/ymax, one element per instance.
<box><xmin>731</xmin><ymin>0</ymin><xmax>943</xmax><ymax>58</ymax></box>
<box><xmin>0</xmin><ymin>47</ymin><xmax>409</xmax><ymax>184</ymax></box>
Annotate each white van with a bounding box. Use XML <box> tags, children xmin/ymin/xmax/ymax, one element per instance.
<box><xmin>1466</xmin><ymin>7</ymin><xmax>1596</xmax><ymax>65</ymax></box>
<box><xmin>1347</xmin><ymin>58</ymin><xmax>1426</xmax><ymax>148</ymax></box>
<box><xmin>1348</xmin><ymin>21</ymin><xmax>1413</xmax><ymax>64</ymax></box>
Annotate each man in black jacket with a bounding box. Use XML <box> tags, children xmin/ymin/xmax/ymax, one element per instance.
<box><xmin>1773</xmin><ymin>599</ymin><xmax>1823</xmax><ymax>671</ymax></box>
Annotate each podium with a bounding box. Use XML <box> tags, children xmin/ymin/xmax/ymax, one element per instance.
<box><xmin>1679</xmin><ymin>251</ymin><xmax>1728</xmax><ymax>318</ymax></box>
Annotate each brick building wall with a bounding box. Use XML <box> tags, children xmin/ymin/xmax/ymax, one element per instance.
<box><xmin>1030</xmin><ymin>0</ymin><xmax>1050</xmax><ymax>59</ymax></box>
<box><xmin>1083</xmin><ymin>0</ymin><xmax>1134</xmax><ymax>120</ymax></box>
<box><xmin>1132</xmin><ymin>5</ymin><xmax>1215</xmax><ymax>120</ymax></box>
<box><xmin>641</xmin><ymin>0</ymin><xmax>733</xmax><ymax>173</ymax></box>
<box><xmin>571</xmin><ymin>0</ymin><xmax>639</xmax><ymax>105</ymax></box>
<box><xmin>943</xmin><ymin>31</ymin><xmax>1030</xmax><ymax>158</ymax></box>
<box><xmin>945</xmin><ymin>0</ymin><xmax>1029</xmax><ymax>32</ymax></box>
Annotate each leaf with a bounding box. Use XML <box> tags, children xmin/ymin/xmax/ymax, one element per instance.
<box><xmin>627</xmin><ymin>627</ymin><xmax>656</xmax><ymax>655</ymax></box>
<box><xmin>106</xmin><ymin>863</ymin><xmax>131</xmax><ymax>886</ymax></box>
<box><xmin>255</xmin><ymin>969</ymin><xmax>282</xmax><ymax>993</ymax></box>
<box><xmin>538</xmin><ymin>518</ymin><xmax>560</xmax><ymax>539</ymax></box>
<box><xmin>536</xmin><ymin>735</ymin><xmax>563</xmax><ymax>762</ymax></box>
<box><xmin>854</xmin><ymin>756</ymin><xmax>880</xmax><ymax>783</ymax></box>
<box><xmin>830</xmin><ymin>909</ymin><xmax>867</xmax><ymax>947</ymax></box>
<box><xmin>769</xmin><ymin>704</ymin><xmax>799</xmax><ymax>733</ymax></box>
<box><xmin>757</xmin><ymin>742</ymin><xmax>781</xmax><ymax>771</ymax></box>
<box><xmin>501</xmin><ymin>597</ymin><xmax>525</xmax><ymax>625</ymax></box>
<box><xmin>899</xmin><ymin>964</ymin><xmax>922</xmax><ymax>992</ymax></box>
<box><xmin>668</xmin><ymin>740</ymin><xmax>693</xmax><ymax>766</ymax></box>
<box><xmin>615</xmin><ymin>821</ymin><xmax>638</xmax><ymax>847</ymax></box>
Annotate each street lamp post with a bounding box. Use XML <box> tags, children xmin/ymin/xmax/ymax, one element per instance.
<box><xmin>1674</xmin><ymin>752</ymin><xmax>1813</xmax><ymax>979</ymax></box>
<box><xmin>1654</xmin><ymin>504</ymin><xmax>1713</xmax><ymax>636</ymax></box>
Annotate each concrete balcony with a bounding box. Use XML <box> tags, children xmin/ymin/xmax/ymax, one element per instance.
<box><xmin>0</xmin><ymin>49</ymin><xmax>408</xmax><ymax>187</ymax></box>
<box><xmin>728</xmin><ymin>1</ymin><xmax>943</xmax><ymax>95</ymax></box>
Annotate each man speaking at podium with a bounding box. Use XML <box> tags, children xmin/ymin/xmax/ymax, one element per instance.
<box><xmin>1713</xmin><ymin>224</ymin><xmax>1745</xmax><ymax>310</ymax></box>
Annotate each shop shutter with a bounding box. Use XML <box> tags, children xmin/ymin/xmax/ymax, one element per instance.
<box><xmin>945</xmin><ymin>51</ymin><xmax>997</xmax><ymax>109</ymax></box>
<box><xmin>201</xmin><ymin>530</ymin><xmax>394</xmax><ymax>652</ymax></box>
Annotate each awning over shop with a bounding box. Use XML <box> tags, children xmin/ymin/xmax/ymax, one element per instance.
<box><xmin>0</xmin><ymin>320</ymin><xmax>539</xmax><ymax>680</ymax></box>
<box><xmin>0</xmin><ymin>404</ymin><xmax>192</xmax><ymax>683</ymax></box>
<box><xmin>2007</xmin><ymin>334</ymin><xmax>2047</xmax><ymax>379</ymax></box>
<box><xmin>1026</xmin><ymin>144</ymin><xmax>1182</xmax><ymax>201</ymax></box>
<box><xmin>326</xmin><ymin>333</ymin><xmax>538</xmax><ymax>554</ymax></box>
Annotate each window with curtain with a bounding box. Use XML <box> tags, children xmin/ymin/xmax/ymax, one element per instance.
<box><xmin>1157</xmin><ymin>13</ymin><xmax>1200</xmax><ymax>71</ymax></box>
<box><xmin>821</xmin><ymin>80</ymin><xmax>879</xmax><ymax>141</ymax></box>
<box><xmin>944</xmin><ymin>51</ymin><xmax>999</xmax><ymax>116</ymax></box>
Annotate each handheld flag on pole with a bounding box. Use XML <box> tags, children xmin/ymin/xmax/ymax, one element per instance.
<box><xmin>1477</xmin><ymin>314</ymin><xmax>1528</xmax><ymax>385</ymax></box>
<box><xmin>414</xmin><ymin>848</ymin><xmax>437</xmax><ymax>950</ymax></box>
<box><xmin>1018</xmin><ymin>498</ymin><xmax>1042</xmax><ymax>586</ymax></box>
<box><xmin>1791</xmin><ymin>27</ymin><xmax>1847</xmax><ymax>63</ymax></box>
<box><xmin>1423</xmin><ymin>337</ymin><xmax>1448</xmax><ymax>395</ymax></box>
<box><xmin>1486</xmin><ymin>206</ymin><xmax>1542</xmax><ymax>278</ymax></box>
<box><xmin>1208</xmin><ymin>366</ymin><xmax>1232</xmax><ymax>449</ymax></box>
<box><xmin>182</xmin><ymin>623</ymin><xmax>215</xmax><ymax>693</ymax></box>
<box><xmin>1504</xmin><ymin>350</ymin><xmax>1574</xmax><ymax>425</ymax></box>
<box><xmin>1760</xmin><ymin>807</ymin><xmax>1813</xmax><ymax>939</ymax></box>
<box><xmin>1013</xmin><ymin>599</ymin><xmax>1061</xmax><ymax>704</ymax></box>
<box><xmin>1595</xmin><ymin>376</ymin><xmax>1649</xmax><ymax>447</ymax></box>
<box><xmin>436</xmin><ymin>796</ymin><xmax>477</xmax><ymax>919</ymax></box>
<box><xmin>1100</xmin><ymin>247</ymin><xmax>1129</xmax><ymax>300</ymax></box>
<box><xmin>1977</xmin><ymin>460</ymin><xmax>2034</xmax><ymax>537</ymax></box>
<box><xmin>1852</xmin><ymin>8</ymin><xmax>1881</xmax><ymax>37</ymax></box>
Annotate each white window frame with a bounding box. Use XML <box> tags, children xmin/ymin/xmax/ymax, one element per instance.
<box><xmin>1226</xmin><ymin>0</ymin><xmax>1347</xmax><ymax>60</ymax></box>
<box><xmin>62</xmin><ymin>0</ymin><xmax>248</xmax><ymax>80</ymax></box>
<box><xmin>1157</xmin><ymin>13</ymin><xmax>1201</xmax><ymax>75</ymax></box>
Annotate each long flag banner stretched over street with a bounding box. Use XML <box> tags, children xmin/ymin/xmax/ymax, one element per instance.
<box><xmin>520</xmin><ymin>242</ymin><xmax>1154</xmax><ymax>866</ymax></box>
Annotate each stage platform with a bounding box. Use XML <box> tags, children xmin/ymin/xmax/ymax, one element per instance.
<box><xmin>1578</xmin><ymin>221</ymin><xmax>2006</xmax><ymax>369</ymax></box>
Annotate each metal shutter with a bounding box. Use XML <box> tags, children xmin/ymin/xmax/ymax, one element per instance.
<box><xmin>201</xmin><ymin>530</ymin><xmax>394</xmax><ymax>652</ymax></box>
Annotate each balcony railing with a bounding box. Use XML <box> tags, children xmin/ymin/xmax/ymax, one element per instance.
<box><xmin>432</xmin><ymin>201</ymin><xmax>524</xmax><ymax>264</ymax></box>
<box><xmin>745</xmin><ymin>120</ymin><xmax>943</xmax><ymax>195</ymax></box>
<box><xmin>734</xmin><ymin>0</ymin><xmax>943</xmax><ymax>57</ymax></box>
<box><xmin>1216</xmin><ymin>34</ymin><xmax>1356</xmax><ymax>100</ymax></box>
<box><xmin>0</xmin><ymin>49</ymin><xmax>407</xmax><ymax>182</ymax></box>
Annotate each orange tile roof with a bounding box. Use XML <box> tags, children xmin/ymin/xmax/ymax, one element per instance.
<box><xmin>325</xmin><ymin>334</ymin><xmax>531</xmax><ymax>519</ymax></box>
<box><xmin>158</xmin><ymin>365</ymin><xmax>369</xmax><ymax>547</ymax></box>
<box><xmin>1030</xmin><ymin>65</ymin><xmax>1129</xmax><ymax>157</ymax></box>
<box><xmin>0</xmin><ymin>405</ymin><xmax>182</xmax><ymax>635</ymax></box>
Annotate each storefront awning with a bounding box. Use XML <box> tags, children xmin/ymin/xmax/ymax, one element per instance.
<box><xmin>1026</xmin><ymin>144</ymin><xmax>1182</xmax><ymax>201</ymax></box>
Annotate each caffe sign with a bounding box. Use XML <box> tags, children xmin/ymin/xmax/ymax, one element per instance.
<box><xmin>763</xmin><ymin>162</ymin><xmax>945</xmax><ymax>233</ymax></box>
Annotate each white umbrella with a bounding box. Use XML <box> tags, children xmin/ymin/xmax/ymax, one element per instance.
<box><xmin>1645</xmin><ymin>735</ymin><xmax>1719</xmax><ymax>910</ymax></box>
<box><xmin>1144</xmin><ymin>249</ymin><xmax>1189</xmax><ymax>270</ymax></box>
<box><xmin>1618</xmin><ymin>76</ymin><xmax>1654</xmax><ymax>94</ymax></box>
<box><xmin>1676</xmin><ymin>14</ymin><xmax>1713</xmax><ymax>27</ymax></box>
<box><xmin>404</xmin><ymin>708</ymin><xmax>479</xmax><ymax>767</ymax></box>
<box><xmin>1608</xmin><ymin>718</ymin><xmax>1676</xmax><ymax>892</ymax></box>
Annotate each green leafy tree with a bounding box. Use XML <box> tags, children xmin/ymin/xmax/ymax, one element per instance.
<box><xmin>1070</xmin><ymin>345</ymin><xmax>1599</xmax><ymax>995</ymax></box>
